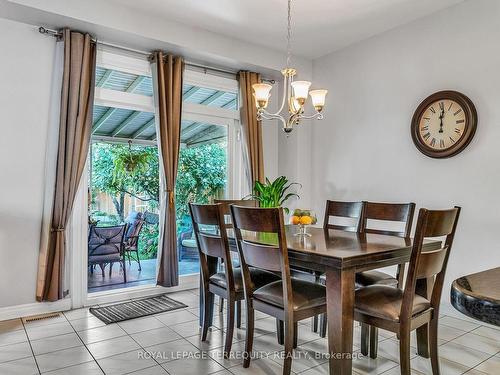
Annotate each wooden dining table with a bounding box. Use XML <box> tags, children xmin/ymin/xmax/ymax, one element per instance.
<box><xmin>199</xmin><ymin>225</ymin><xmax>440</xmax><ymax>375</ymax></box>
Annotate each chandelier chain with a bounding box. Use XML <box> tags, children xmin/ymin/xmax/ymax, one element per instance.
<box><xmin>286</xmin><ymin>0</ymin><xmax>292</xmax><ymax>68</ymax></box>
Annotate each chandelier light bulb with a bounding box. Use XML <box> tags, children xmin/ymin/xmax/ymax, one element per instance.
<box><xmin>252</xmin><ymin>83</ymin><xmax>273</xmax><ymax>108</ymax></box>
<box><xmin>291</xmin><ymin>81</ymin><xmax>311</xmax><ymax>105</ymax></box>
<box><xmin>309</xmin><ymin>89</ymin><xmax>328</xmax><ymax>112</ymax></box>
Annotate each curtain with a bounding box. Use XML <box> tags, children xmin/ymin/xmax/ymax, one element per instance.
<box><xmin>36</xmin><ymin>29</ymin><xmax>96</xmax><ymax>302</ymax></box>
<box><xmin>238</xmin><ymin>71</ymin><xmax>265</xmax><ymax>186</ymax></box>
<box><xmin>151</xmin><ymin>52</ymin><xmax>184</xmax><ymax>287</ymax></box>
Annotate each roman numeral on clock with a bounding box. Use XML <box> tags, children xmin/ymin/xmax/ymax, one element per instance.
<box><xmin>453</xmin><ymin>109</ymin><xmax>462</xmax><ymax>116</ymax></box>
<box><xmin>423</xmin><ymin>132</ymin><xmax>431</xmax><ymax>140</ymax></box>
<box><xmin>448</xmin><ymin>103</ymin><xmax>453</xmax><ymax>111</ymax></box>
<box><xmin>455</xmin><ymin>128</ymin><xmax>462</xmax><ymax>134</ymax></box>
<box><xmin>430</xmin><ymin>138</ymin><xmax>436</xmax><ymax>147</ymax></box>
<box><xmin>421</xmin><ymin>125</ymin><xmax>429</xmax><ymax>131</ymax></box>
<box><xmin>429</xmin><ymin>107</ymin><xmax>436</xmax><ymax>114</ymax></box>
<box><xmin>439</xmin><ymin>102</ymin><xmax>444</xmax><ymax>110</ymax></box>
<box><xmin>440</xmin><ymin>139</ymin><xmax>445</xmax><ymax>148</ymax></box>
<box><xmin>456</xmin><ymin>119</ymin><xmax>465</xmax><ymax>124</ymax></box>
<box><xmin>449</xmin><ymin>137</ymin><xmax>456</xmax><ymax>143</ymax></box>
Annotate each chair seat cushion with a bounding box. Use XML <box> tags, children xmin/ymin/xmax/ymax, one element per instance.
<box><xmin>209</xmin><ymin>267</ymin><xmax>279</xmax><ymax>292</ymax></box>
<box><xmin>356</xmin><ymin>270</ymin><xmax>398</xmax><ymax>288</ymax></box>
<box><xmin>89</xmin><ymin>254</ymin><xmax>122</xmax><ymax>264</ymax></box>
<box><xmin>181</xmin><ymin>239</ymin><xmax>198</xmax><ymax>248</ymax></box>
<box><xmin>355</xmin><ymin>285</ymin><xmax>431</xmax><ymax>322</ymax></box>
<box><xmin>253</xmin><ymin>278</ymin><xmax>326</xmax><ymax>311</ymax></box>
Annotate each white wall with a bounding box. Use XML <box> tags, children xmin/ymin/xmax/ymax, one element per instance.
<box><xmin>0</xmin><ymin>17</ymin><xmax>56</xmax><ymax>307</ymax></box>
<box><xmin>311</xmin><ymin>0</ymin><xmax>500</xmax><ymax>299</ymax></box>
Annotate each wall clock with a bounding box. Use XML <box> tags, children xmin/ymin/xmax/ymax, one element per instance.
<box><xmin>411</xmin><ymin>90</ymin><xmax>477</xmax><ymax>158</ymax></box>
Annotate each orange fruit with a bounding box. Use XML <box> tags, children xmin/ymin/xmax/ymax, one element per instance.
<box><xmin>300</xmin><ymin>216</ymin><xmax>313</xmax><ymax>225</ymax></box>
<box><xmin>291</xmin><ymin>215</ymin><xmax>301</xmax><ymax>225</ymax></box>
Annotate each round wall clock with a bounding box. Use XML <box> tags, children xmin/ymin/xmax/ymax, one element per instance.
<box><xmin>411</xmin><ymin>90</ymin><xmax>477</xmax><ymax>158</ymax></box>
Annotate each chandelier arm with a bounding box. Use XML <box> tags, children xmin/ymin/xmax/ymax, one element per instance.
<box><xmin>298</xmin><ymin>111</ymin><xmax>324</xmax><ymax>120</ymax></box>
<box><xmin>277</xmin><ymin>73</ymin><xmax>289</xmax><ymax>114</ymax></box>
<box><xmin>258</xmin><ymin>110</ymin><xmax>287</xmax><ymax>124</ymax></box>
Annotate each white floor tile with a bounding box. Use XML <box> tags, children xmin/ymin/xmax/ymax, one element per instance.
<box><xmin>144</xmin><ymin>338</ymin><xmax>201</xmax><ymax>364</ymax></box>
<box><xmin>0</xmin><ymin>341</ymin><xmax>33</xmax><ymax>363</ymax></box>
<box><xmin>229</xmin><ymin>357</ymin><xmax>284</xmax><ymax>375</ymax></box>
<box><xmin>43</xmin><ymin>360</ymin><xmax>104</xmax><ymax>374</ymax></box>
<box><xmin>170</xmin><ymin>320</ymin><xmax>204</xmax><ymax>337</ymax></box>
<box><xmin>352</xmin><ymin>353</ymin><xmax>398</xmax><ymax>374</ymax></box>
<box><xmin>128</xmin><ymin>365</ymin><xmax>168</xmax><ymax>374</ymax></box>
<box><xmin>0</xmin><ymin>356</ymin><xmax>39</xmax><ymax>375</ymax></box>
<box><xmin>161</xmin><ymin>357</ymin><xmax>225</xmax><ymax>374</ymax></box>
<box><xmin>78</xmin><ymin>324</ymin><xmax>127</xmax><ymax>345</ymax></box>
<box><xmin>0</xmin><ymin>329</ymin><xmax>28</xmax><ymax>346</ymax></box>
<box><xmin>438</xmin><ymin>324</ymin><xmax>468</xmax><ymax>342</ymax></box>
<box><xmin>97</xmin><ymin>349</ymin><xmax>158</xmax><ymax>375</ymax></box>
<box><xmin>411</xmin><ymin>355</ymin><xmax>470</xmax><ymax>375</ymax></box>
<box><xmin>63</xmin><ymin>308</ymin><xmax>94</xmax><ymax>321</ymax></box>
<box><xmin>70</xmin><ymin>316</ymin><xmax>106</xmax><ymax>332</ymax></box>
<box><xmin>36</xmin><ymin>346</ymin><xmax>93</xmax><ymax>373</ymax></box>
<box><xmin>376</xmin><ymin>339</ymin><xmax>417</xmax><ymax>364</ymax></box>
<box><xmin>130</xmin><ymin>326</ymin><xmax>182</xmax><ymax>347</ymax></box>
<box><xmin>470</xmin><ymin>326</ymin><xmax>500</xmax><ymax>341</ymax></box>
<box><xmin>452</xmin><ymin>332</ymin><xmax>500</xmax><ymax>355</ymax></box>
<box><xmin>155</xmin><ymin>310</ymin><xmax>198</xmax><ymax>326</ymax></box>
<box><xmin>26</xmin><ymin>321</ymin><xmax>74</xmax><ymax>341</ymax></box>
<box><xmin>208</xmin><ymin>339</ymin><xmax>249</xmax><ymax>368</ymax></box>
<box><xmin>475</xmin><ymin>355</ymin><xmax>500</xmax><ymax>375</ymax></box>
<box><xmin>87</xmin><ymin>335</ymin><xmax>141</xmax><ymax>359</ymax></box>
<box><xmin>438</xmin><ymin>341</ymin><xmax>491</xmax><ymax>368</ymax></box>
<box><xmin>31</xmin><ymin>332</ymin><xmax>83</xmax><ymax>355</ymax></box>
<box><xmin>23</xmin><ymin>314</ymin><xmax>68</xmax><ymax>328</ymax></box>
<box><xmin>118</xmin><ymin>316</ymin><xmax>165</xmax><ymax>335</ymax></box>
<box><xmin>440</xmin><ymin>316</ymin><xmax>481</xmax><ymax>333</ymax></box>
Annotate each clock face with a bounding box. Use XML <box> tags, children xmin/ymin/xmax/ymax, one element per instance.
<box><xmin>418</xmin><ymin>99</ymin><xmax>466</xmax><ymax>151</ymax></box>
<box><xmin>411</xmin><ymin>91</ymin><xmax>477</xmax><ymax>158</ymax></box>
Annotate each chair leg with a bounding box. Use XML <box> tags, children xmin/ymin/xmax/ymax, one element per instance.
<box><xmin>122</xmin><ymin>259</ymin><xmax>127</xmax><ymax>283</ymax></box>
<box><xmin>219</xmin><ymin>297</ymin><xmax>224</xmax><ymax>313</ymax></box>
<box><xmin>416</xmin><ymin>323</ymin><xmax>430</xmax><ymax>358</ymax></box>
<box><xmin>276</xmin><ymin>319</ymin><xmax>284</xmax><ymax>345</ymax></box>
<box><xmin>429</xmin><ymin>318</ymin><xmax>441</xmax><ymax>375</ymax></box>
<box><xmin>109</xmin><ymin>262</ymin><xmax>113</xmax><ymax>277</ymax></box>
<box><xmin>319</xmin><ymin>313</ymin><xmax>327</xmax><ymax>338</ymax></box>
<box><xmin>201</xmin><ymin>289</ymin><xmax>212</xmax><ymax>341</ymax></box>
<box><xmin>243</xmin><ymin>302</ymin><xmax>254</xmax><ymax>368</ymax></box>
<box><xmin>99</xmin><ymin>263</ymin><xmax>105</xmax><ymax>277</ymax></box>
<box><xmin>293</xmin><ymin>321</ymin><xmax>298</xmax><ymax>349</ymax></box>
<box><xmin>135</xmin><ymin>250</ymin><xmax>142</xmax><ymax>271</ymax></box>
<box><xmin>312</xmin><ymin>315</ymin><xmax>318</xmax><ymax>333</ymax></box>
<box><xmin>283</xmin><ymin>320</ymin><xmax>294</xmax><ymax>375</ymax></box>
<box><xmin>399</xmin><ymin>328</ymin><xmax>411</xmax><ymax>375</ymax></box>
<box><xmin>360</xmin><ymin>323</ymin><xmax>369</xmax><ymax>356</ymax></box>
<box><xmin>224</xmin><ymin>297</ymin><xmax>235</xmax><ymax>358</ymax></box>
<box><xmin>369</xmin><ymin>326</ymin><xmax>378</xmax><ymax>359</ymax></box>
<box><xmin>236</xmin><ymin>300</ymin><xmax>242</xmax><ymax>329</ymax></box>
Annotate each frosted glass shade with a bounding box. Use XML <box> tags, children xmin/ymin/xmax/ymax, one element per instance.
<box><xmin>252</xmin><ymin>83</ymin><xmax>272</xmax><ymax>108</ymax></box>
<box><xmin>291</xmin><ymin>81</ymin><xmax>311</xmax><ymax>104</ymax></box>
<box><xmin>309</xmin><ymin>89</ymin><xmax>328</xmax><ymax>111</ymax></box>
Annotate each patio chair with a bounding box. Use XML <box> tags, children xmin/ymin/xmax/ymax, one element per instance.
<box><xmin>88</xmin><ymin>224</ymin><xmax>128</xmax><ymax>283</ymax></box>
<box><xmin>124</xmin><ymin>211</ymin><xmax>145</xmax><ymax>271</ymax></box>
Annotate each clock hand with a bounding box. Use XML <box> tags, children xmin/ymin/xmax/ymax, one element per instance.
<box><xmin>439</xmin><ymin>109</ymin><xmax>445</xmax><ymax>133</ymax></box>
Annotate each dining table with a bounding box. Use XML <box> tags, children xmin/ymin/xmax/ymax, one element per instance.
<box><xmin>198</xmin><ymin>225</ymin><xmax>441</xmax><ymax>375</ymax></box>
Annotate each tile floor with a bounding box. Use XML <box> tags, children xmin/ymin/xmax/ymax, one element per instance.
<box><xmin>1</xmin><ymin>289</ymin><xmax>499</xmax><ymax>374</ymax></box>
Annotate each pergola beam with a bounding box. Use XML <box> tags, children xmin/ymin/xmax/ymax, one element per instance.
<box><xmin>111</xmin><ymin>111</ymin><xmax>142</xmax><ymax>137</ymax></box>
<box><xmin>126</xmin><ymin>76</ymin><xmax>145</xmax><ymax>93</ymax></box>
<box><xmin>92</xmin><ymin>107</ymin><xmax>116</xmax><ymax>133</ymax></box>
<box><xmin>200</xmin><ymin>91</ymin><xmax>225</xmax><ymax>105</ymax></box>
<box><xmin>222</xmin><ymin>98</ymin><xmax>237</xmax><ymax>109</ymax></box>
<box><xmin>183</xmin><ymin>86</ymin><xmax>201</xmax><ymax>100</ymax></box>
<box><xmin>132</xmin><ymin>118</ymin><xmax>156</xmax><ymax>139</ymax></box>
<box><xmin>186</xmin><ymin>125</ymin><xmax>225</xmax><ymax>145</ymax></box>
<box><xmin>96</xmin><ymin>69</ymin><xmax>113</xmax><ymax>87</ymax></box>
<box><xmin>180</xmin><ymin>122</ymin><xmax>203</xmax><ymax>141</ymax></box>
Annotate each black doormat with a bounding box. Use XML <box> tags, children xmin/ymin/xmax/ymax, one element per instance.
<box><xmin>89</xmin><ymin>294</ymin><xmax>188</xmax><ymax>324</ymax></box>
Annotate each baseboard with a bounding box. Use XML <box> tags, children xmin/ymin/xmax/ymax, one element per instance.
<box><xmin>0</xmin><ymin>299</ymin><xmax>72</xmax><ymax>321</ymax></box>
<box><xmin>85</xmin><ymin>274</ymin><xmax>199</xmax><ymax>307</ymax></box>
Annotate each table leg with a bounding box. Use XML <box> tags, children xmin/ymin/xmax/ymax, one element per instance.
<box><xmin>326</xmin><ymin>267</ymin><xmax>355</xmax><ymax>375</ymax></box>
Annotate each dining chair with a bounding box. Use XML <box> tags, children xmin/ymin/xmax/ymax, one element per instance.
<box><xmin>189</xmin><ymin>203</ymin><xmax>279</xmax><ymax>358</ymax></box>
<box><xmin>316</xmin><ymin>200</ymin><xmax>364</xmax><ymax>336</ymax></box>
<box><xmin>354</xmin><ymin>206</ymin><xmax>460</xmax><ymax>375</ymax></box>
<box><xmin>230</xmin><ymin>205</ymin><xmax>327</xmax><ymax>375</ymax></box>
<box><xmin>213</xmin><ymin>199</ymin><xmax>258</xmax><ymax>322</ymax></box>
<box><xmin>357</xmin><ymin>201</ymin><xmax>415</xmax><ymax>357</ymax></box>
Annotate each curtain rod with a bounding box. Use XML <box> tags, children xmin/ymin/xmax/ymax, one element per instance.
<box><xmin>39</xmin><ymin>27</ymin><xmax>276</xmax><ymax>84</ymax></box>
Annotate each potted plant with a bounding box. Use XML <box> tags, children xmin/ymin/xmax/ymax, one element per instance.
<box><xmin>251</xmin><ymin>176</ymin><xmax>300</xmax><ymax>214</ymax></box>
<box><xmin>112</xmin><ymin>142</ymin><xmax>150</xmax><ymax>182</ymax></box>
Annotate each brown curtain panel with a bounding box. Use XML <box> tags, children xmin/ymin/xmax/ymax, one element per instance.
<box><xmin>36</xmin><ymin>29</ymin><xmax>96</xmax><ymax>301</ymax></box>
<box><xmin>153</xmin><ymin>52</ymin><xmax>184</xmax><ymax>287</ymax></box>
<box><xmin>238</xmin><ymin>71</ymin><xmax>265</xmax><ymax>185</ymax></box>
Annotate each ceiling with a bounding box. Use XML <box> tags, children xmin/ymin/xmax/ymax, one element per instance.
<box><xmin>107</xmin><ymin>0</ymin><xmax>464</xmax><ymax>59</ymax></box>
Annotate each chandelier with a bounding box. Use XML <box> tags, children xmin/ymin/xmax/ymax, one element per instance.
<box><xmin>252</xmin><ymin>0</ymin><xmax>328</xmax><ymax>133</ymax></box>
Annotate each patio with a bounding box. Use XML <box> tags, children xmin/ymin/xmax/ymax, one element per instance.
<box><xmin>88</xmin><ymin>258</ymin><xmax>200</xmax><ymax>293</ymax></box>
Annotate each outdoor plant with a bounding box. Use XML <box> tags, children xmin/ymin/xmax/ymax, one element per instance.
<box><xmin>112</xmin><ymin>143</ymin><xmax>151</xmax><ymax>181</ymax></box>
<box><xmin>251</xmin><ymin>176</ymin><xmax>300</xmax><ymax>213</ymax></box>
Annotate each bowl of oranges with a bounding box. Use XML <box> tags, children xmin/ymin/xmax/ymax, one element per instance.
<box><xmin>290</xmin><ymin>209</ymin><xmax>317</xmax><ymax>237</ymax></box>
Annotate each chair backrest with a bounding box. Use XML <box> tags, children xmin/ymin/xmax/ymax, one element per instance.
<box><xmin>126</xmin><ymin>219</ymin><xmax>145</xmax><ymax>249</ymax></box>
<box><xmin>401</xmin><ymin>207</ymin><xmax>461</xmax><ymax>318</ymax></box>
<box><xmin>323</xmin><ymin>200</ymin><xmax>363</xmax><ymax>232</ymax></box>
<box><xmin>189</xmin><ymin>203</ymin><xmax>234</xmax><ymax>289</ymax></box>
<box><xmin>213</xmin><ymin>199</ymin><xmax>258</xmax><ymax>228</ymax></box>
<box><xmin>230</xmin><ymin>205</ymin><xmax>293</xmax><ymax>308</ymax></box>
<box><xmin>88</xmin><ymin>225</ymin><xmax>127</xmax><ymax>257</ymax></box>
<box><xmin>360</xmin><ymin>201</ymin><xmax>415</xmax><ymax>237</ymax></box>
